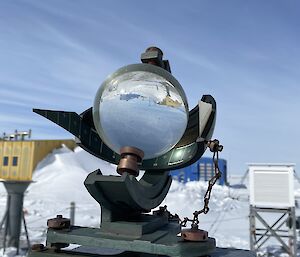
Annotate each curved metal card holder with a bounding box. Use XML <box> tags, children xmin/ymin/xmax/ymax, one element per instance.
<box><xmin>33</xmin><ymin>94</ymin><xmax>216</xmax><ymax>171</ymax></box>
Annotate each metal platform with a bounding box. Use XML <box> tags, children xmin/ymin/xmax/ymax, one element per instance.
<box><xmin>29</xmin><ymin>246</ymin><xmax>256</xmax><ymax>257</ymax></box>
<box><xmin>41</xmin><ymin>225</ymin><xmax>216</xmax><ymax>257</ymax></box>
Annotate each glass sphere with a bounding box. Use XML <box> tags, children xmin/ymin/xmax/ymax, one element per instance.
<box><xmin>93</xmin><ymin>64</ymin><xmax>189</xmax><ymax>160</ymax></box>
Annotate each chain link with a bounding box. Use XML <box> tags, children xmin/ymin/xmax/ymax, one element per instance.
<box><xmin>180</xmin><ymin>139</ymin><xmax>223</xmax><ymax>228</ymax></box>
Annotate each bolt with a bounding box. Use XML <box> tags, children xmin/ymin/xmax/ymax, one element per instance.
<box><xmin>31</xmin><ymin>244</ymin><xmax>45</xmax><ymax>252</ymax></box>
<box><xmin>47</xmin><ymin>215</ymin><xmax>70</xmax><ymax>229</ymax></box>
<box><xmin>145</xmin><ymin>46</ymin><xmax>163</xmax><ymax>56</ymax></box>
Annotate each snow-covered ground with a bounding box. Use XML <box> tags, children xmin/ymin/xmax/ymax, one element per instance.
<box><xmin>0</xmin><ymin>145</ymin><xmax>299</xmax><ymax>256</ymax></box>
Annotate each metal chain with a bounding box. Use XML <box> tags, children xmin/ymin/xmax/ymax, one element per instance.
<box><xmin>180</xmin><ymin>139</ymin><xmax>223</xmax><ymax>228</ymax></box>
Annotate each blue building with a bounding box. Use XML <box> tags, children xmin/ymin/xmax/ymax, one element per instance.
<box><xmin>170</xmin><ymin>157</ymin><xmax>227</xmax><ymax>185</ymax></box>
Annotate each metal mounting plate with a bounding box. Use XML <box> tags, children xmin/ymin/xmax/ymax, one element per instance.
<box><xmin>28</xmin><ymin>246</ymin><xmax>256</xmax><ymax>257</ymax></box>
<box><xmin>44</xmin><ymin>225</ymin><xmax>216</xmax><ymax>257</ymax></box>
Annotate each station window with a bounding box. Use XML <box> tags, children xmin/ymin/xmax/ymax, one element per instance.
<box><xmin>3</xmin><ymin>156</ymin><xmax>9</xmax><ymax>166</ymax></box>
<box><xmin>199</xmin><ymin>163</ymin><xmax>205</xmax><ymax>180</ymax></box>
<box><xmin>12</xmin><ymin>156</ymin><xmax>18</xmax><ymax>166</ymax></box>
<box><xmin>206</xmin><ymin>163</ymin><xmax>212</xmax><ymax>171</ymax></box>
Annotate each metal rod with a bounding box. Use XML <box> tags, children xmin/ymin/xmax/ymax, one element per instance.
<box><xmin>253</xmin><ymin>207</ymin><xmax>291</xmax><ymax>213</ymax></box>
<box><xmin>0</xmin><ymin>209</ymin><xmax>8</xmax><ymax>231</ymax></box>
<box><xmin>289</xmin><ymin>207</ymin><xmax>297</xmax><ymax>257</ymax></box>
<box><xmin>70</xmin><ymin>202</ymin><xmax>75</xmax><ymax>226</ymax></box>
<box><xmin>255</xmin><ymin>233</ymin><xmax>293</xmax><ymax>238</ymax></box>
<box><xmin>249</xmin><ymin>205</ymin><xmax>256</xmax><ymax>251</ymax></box>
<box><xmin>0</xmin><ymin>194</ymin><xmax>10</xmax><ymax>231</ymax></box>
<box><xmin>256</xmin><ymin>228</ymin><xmax>288</xmax><ymax>232</ymax></box>
<box><xmin>3</xmin><ymin>195</ymin><xmax>10</xmax><ymax>254</ymax></box>
<box><xmin>22</xmin><ymin>211</ymin><xmax>31</xmax><ymax>250</ymax></box>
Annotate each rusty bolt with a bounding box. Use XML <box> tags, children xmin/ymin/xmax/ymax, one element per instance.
<box><xmin>31</xmin><ymin>244</ymin><xmax>46</xmax><ymax>252</ymax></box>
<box><xmin>47</xmin><ymin>215</ymin><xmax>70</xmax><ymax>229</ymax></box>
<box><xmin>181</xmin><ymin>228</ymin><xmax>208</xmax><ymax>242</ymax></box>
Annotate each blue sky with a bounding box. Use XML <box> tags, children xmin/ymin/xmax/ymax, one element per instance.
<box><xmin>0</xmin><ymin>0</ymin><xmax>300</xmax><ymax>174</ymax></box>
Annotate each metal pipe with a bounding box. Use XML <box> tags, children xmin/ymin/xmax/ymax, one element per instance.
<box><xmin>22</xmin><ymin>211</ymin><xmax>31</xmax><ymax>249</ymax></box>
<box><xmin>252</xmin><ymin>207</ymin><xmax>290</xmax><ymax>213</ymax></box>
<box><xmin>249</xmin><ymin>205</ymin><xmax>255</xmax><ymax>251</ymax></box>
<box><xmin>256</xmin><ymin>229</ymin><xmax>289</xmax><ymax>233</ymax></box>
<box><xmin>255</xmin><ymin>233</ymin><xmax>293</xmax><ymax>238</ymax></box>
<box><xmin>289</xmin><ymin>207</ymin><xmax>297</xmax><ymax>257</ymax></box>
<box><xmin>2</xmin><ymin>181</ymin><xmax>31</xmax><ymax>252</ymax></box>
<box><xmin>3</xmin><ymin>195</ymin><xmax>11</xmax><ymax>253</ymax></box>
<box><xmin>70</xmin><ymin>202</ymin><xmax>75</xmax><ymax>226</ymax></box>
<box><xmin>0</xmin><ymin>209</ymin><xmax>8</xmax><ymax>230</ymax></box>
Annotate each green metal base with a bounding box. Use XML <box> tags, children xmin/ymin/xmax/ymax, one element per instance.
<box><xmin>28</xmin><ymin>246</ymin><xmax>256</xmax><ymax>257</ymax></box>
<box><xmin>29</xmin><ymin>248</ymin><xmax>160</xmax><ymax>257</ymax></box>
<box><xmin>41</xmin><ymin>223</ymin><xmax>215</xmax><ymax>257</ymax></box>
<box><xmin>100</xmin><ymin>213</ymin><xmax>169</xmax><ymax>238</ymax></box>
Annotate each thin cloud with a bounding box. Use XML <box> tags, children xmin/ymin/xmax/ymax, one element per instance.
<box><xmin>1</xmin><ymin>1</ymin><xmax>300</xmax><ymax>173</ymax></box>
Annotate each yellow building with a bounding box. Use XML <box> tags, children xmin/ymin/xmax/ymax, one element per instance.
<box><xmin>0</xmin><ymin>139</ymin><xmax>76</xmax><ymax>181</ymax></box>
<box><xmin>159</xmin><ymin>96</ymin><xmax>181</xmax><ymax>108</ymax></box>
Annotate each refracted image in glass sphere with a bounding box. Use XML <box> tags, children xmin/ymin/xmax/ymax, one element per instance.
<box><xmin>93</xmin><ymin>64</ymin><xmax>189</xmax><ymax>160</ymax></box>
